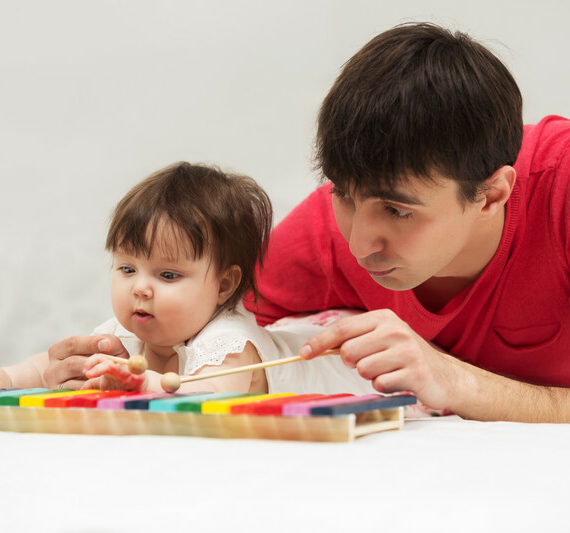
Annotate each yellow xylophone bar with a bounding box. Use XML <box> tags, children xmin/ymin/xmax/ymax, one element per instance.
<box><xmin>200</xmin><ymin>393</ymin><xmax>295</xmax><ymax>414</ymax></box>
<box><xmin>19</xmin><ymin>389</ymin><xmax>100</xmax><ymax>407</ymax></box>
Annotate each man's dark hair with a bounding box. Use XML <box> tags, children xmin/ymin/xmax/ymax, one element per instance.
<box><xmin>316</xmin><ymin>22</ymin><xmax>523</xmax><ymax>202</ymax></box>
<box><xmin>106</xmin><ymin>162</ymin><xmax>273</xmax><ymax>312</ymax></box>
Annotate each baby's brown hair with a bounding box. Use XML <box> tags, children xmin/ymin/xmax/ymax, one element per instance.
<box><xmin>106</xmin><ymin>162</ymin><xmax>273</xmax><ymax>312</ymax></box>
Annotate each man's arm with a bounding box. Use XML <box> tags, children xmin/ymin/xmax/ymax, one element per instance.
<box><xmin>299</xmin><ymin>309</ymin><xmax>570</xmax><ymax>422</ymax></box>
<box><xmin>444</xmin><ymin>357</ymin><xmax>570</xmax><ymax>422</ymax></box>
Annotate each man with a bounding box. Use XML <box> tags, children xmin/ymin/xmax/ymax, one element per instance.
<box><xmin>244</xmin><ymin>23</ymin><xmax>570</xmax><ymax>422</ymax></box>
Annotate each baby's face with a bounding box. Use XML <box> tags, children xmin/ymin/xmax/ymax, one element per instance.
<box><xmin>110</xmin><ymin>242</ymin><xmax>223</xmax><ymax>355</ymax></box>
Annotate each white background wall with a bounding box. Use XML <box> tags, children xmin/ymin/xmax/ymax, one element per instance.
<box><xmin>1</xmin><ymin>0</ymin><xmax>569</xmax><ymax>364</ymax></box>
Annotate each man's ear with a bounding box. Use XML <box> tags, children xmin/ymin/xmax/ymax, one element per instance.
<box><xmin>217</xmin><ymin>265</ymin><xmax>242</xmax><ymax>306</ymax></box>
<box><xmin>479</xmin><ymin>165</ymin><xmax>516</xmax><ymax>218</ymax></box>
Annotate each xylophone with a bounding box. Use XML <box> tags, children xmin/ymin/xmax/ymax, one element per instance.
<box><xmin>0</xmin><ymin>388</ymin><xmax>417</xmax><ymax>442</ymax></box>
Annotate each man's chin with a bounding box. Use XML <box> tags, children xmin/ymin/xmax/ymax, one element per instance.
<box><xmin>369</xmin><ymin>273</ymin><xmax>417</xmax><ymax>291</ymax></box>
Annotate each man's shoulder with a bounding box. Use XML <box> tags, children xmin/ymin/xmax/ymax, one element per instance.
<box><xmin>282</xmin><ymin>183</ymin><xmax>333</xmax><ymax>219</ymax></box>
<box><xmin>517</xmin><ymin>115</ymin><xmax>570</xmax><ymax>177</ymax></box>
<box><xmin>272</xmin><ymin>183</ymin><xmax>338</xmax><ymax>244</ymax></box>
<box><xmin>515</xmin><ymin>116</ymin><xmax>570</xmax><ymax>268</ymax></box>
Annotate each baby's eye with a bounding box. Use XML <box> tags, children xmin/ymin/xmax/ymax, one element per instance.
<box><xmin>160</xmin><ymin>271</ymin><xmax>180</xmax><ymax>281</ymax></box>
<box><xmin>119</xmin><ymin>266</ymin><xmax>135</xmax><ymax>274</ymax></box>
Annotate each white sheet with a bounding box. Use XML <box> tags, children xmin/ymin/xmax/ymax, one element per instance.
<box><xmin>1</xmin><ymin>417</ymin><xmax>566</xmax><ymax>532</ymax></box>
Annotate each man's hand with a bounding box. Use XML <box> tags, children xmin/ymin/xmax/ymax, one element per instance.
<box><xmin>299</xmin><ymin>309</ymin><xmax>468</xmax><ymax>411</ymax></box>
<box><xmin>44</xmin><ymin>335</ymin><xmax>130</xmax><ymax>390</ymax></box>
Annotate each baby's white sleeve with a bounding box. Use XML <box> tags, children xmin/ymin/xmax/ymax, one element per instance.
<box><xmin>179</xmin><ymin>305</ymin><xmax>276</xmax><ymax>376</ymax></box>
<box><xmin>182</xmin><ymin>331</ymin><xmax>251</xmax><ymax>375</ymax></box>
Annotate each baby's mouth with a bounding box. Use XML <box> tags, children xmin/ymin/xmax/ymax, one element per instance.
<box><xmin>133</xmin><ymin>310</ymin><xmax>154</xmax><ymax>320</ymax></box>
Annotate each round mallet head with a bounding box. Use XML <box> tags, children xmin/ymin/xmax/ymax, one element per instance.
<box><xmin>127</xmin><ymin>355</ymin><xmax>148</xmax><ymax>375</ymax></box>
<box><xmin>161</xmin><ymin>372</ymin><xmax>181</xmax><ymax>393</ymax></box>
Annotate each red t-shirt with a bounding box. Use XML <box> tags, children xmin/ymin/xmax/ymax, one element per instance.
<box><xmin>245</xmin><ymin>116</ymin><xmax>570</xmax><ymax>386</ymax></box>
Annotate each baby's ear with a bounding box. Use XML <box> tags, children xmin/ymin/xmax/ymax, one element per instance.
<box><xmin>217</xmin><ymin>265</ymin><xmax>242</xmax><ymax>305</ymax></box>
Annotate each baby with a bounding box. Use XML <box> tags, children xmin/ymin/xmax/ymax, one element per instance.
<box><xmin>0</xmin><ymin>162</ymin><xmax>274</xmax><ymax>394</ymax></box>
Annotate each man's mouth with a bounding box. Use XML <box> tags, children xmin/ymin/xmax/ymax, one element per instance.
<box><xmin>366</xmin><ymin>267</ymin><xmax>396</xmax><ymax>277</ymax></box>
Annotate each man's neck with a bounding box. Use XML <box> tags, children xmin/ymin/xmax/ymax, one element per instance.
<box><xmin>414</xmin><ymin>205</ymin><xmax>506</xmax><ymax>313</ymax></box>
<box><xmin>413</xmin><ymin>276</ymin><xmax>473</xmax><ymax>313</ymax></box>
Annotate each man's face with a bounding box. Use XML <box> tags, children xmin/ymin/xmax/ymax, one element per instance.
<box><xmin>331</xmin><ymin>176</ymin><xmax>487</xmax><ymax>291</ymax></box>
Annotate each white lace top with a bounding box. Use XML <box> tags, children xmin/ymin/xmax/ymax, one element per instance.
<box><xmin>91</xmin><ymin>302</ymin><xmax>277</xmax><ymax>376</ymax></box>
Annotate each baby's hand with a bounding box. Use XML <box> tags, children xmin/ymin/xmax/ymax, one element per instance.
<box><xmin>82</xmin><ymin>354</ymin><xmax>147</xmax><ymax>391</ymax></box>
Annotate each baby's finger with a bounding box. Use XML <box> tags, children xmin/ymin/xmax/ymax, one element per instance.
<box><xmin>83</xmin><ymin>354</ymin><xmax>110</xmax><ymax>372</ymax></box>
<box><xmin>84</xmin><ymin>359</ymin><xmax>118</xmax><ymax>379</ymax></box>
<box><xmin>121</xmin><ymin>374</ymin><xmax>146</xmax><ymax>390</ymax></box>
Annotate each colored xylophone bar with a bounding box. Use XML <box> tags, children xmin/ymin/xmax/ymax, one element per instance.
<box><xmin>0</xmin><ymin>388</ymin><xmax>417</xmax><ymax>442</ymax></box>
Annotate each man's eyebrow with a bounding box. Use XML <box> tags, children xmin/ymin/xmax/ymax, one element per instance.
<box><xmin>367</xmin><ymin>189</ymin><xmax>426</xmax><ymax>206</ymax></box>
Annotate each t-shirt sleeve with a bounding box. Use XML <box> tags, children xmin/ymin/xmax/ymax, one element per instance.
<box><xmin>244</xmin><ymin>185</ymin><xmax>341</xmax><ymax>325</ymax></box>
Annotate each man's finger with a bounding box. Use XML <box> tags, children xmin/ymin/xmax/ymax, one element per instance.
<box><xmin>48</xmin><ymin>335</ymin><xmax>129</xmax><ymax>361</ymax></box>
<box><xmin>59</xmin><ymin>378</ymin><xmax>89</xmax><ymax>391</ymax></box>
<box><xmin>355</xmin><ymin>348</ymin><xmax>402</xmax><ymax>379</ymax></box>
<box><xmin>43</xmin><ymin>354</ymin><xmax>90</xmax><ymax>389</ymax></box>
<box><xmin>49</xmin><ymin>336</ymin><xmax>103</xmax><ymax>360</ymax></box>
<box><xmin>94</xmin><ymin>335</ymin><xmax>131</xmax><ymax>358</ymax></box>
<box><xmin>299</xmin><ymin>312</ymin><xmax>382</xmax><ymax>359</ymax></box>
<box><xmin>371</xmin><ymin>368</ymin><xmax>410</xmax><ymax>395</ymax></box>
<box><xmin>81</xmin><ymin>377</ymin><xmax>103</xmax><ymax>390</ymax></box>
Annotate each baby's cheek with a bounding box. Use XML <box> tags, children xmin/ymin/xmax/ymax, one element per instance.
<box><xmin>111</xmin><ymin>278</ymin><xmax>135</xmax><ymax>311</ymax></box>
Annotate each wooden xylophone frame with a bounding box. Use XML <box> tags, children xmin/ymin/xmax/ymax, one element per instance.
<box><xmin>0</xmin><ymin>404</ymin><xmax>404</xmax><ymax>442</ymax></box>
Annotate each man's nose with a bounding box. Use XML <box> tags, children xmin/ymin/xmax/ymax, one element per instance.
<box><xmin>348</xmin><ymin>207</ymin><xmax>385</xmax><ymax>259</ymax></box>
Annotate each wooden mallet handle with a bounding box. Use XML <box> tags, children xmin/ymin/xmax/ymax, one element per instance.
<box><xmin>160</xmin><ymin>348</ymin><xmax>340</xmax><ymax>393</ymax></box>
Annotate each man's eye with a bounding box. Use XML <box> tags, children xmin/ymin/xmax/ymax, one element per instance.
<box><xmin>385</xmin><ymin>205</ymin><xmax>412</xmax><ymax>219</ymax></box>
<box><xmin>331</xmin><ymin>186</ymin><xmax>351</xmax><ymax>202</ymax></box>
<box><xmin>160</xmin><ymin>271</ymin><xmax>180</xmax><ymax>280</ymax></box>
